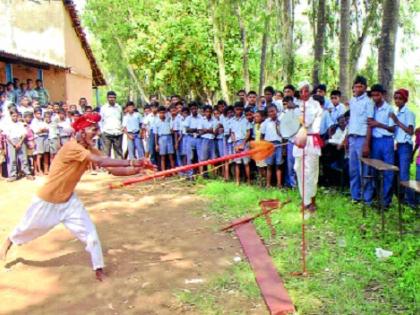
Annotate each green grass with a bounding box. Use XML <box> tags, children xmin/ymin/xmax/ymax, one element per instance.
<box><xmin>178</xmin><ymin>181</ymin><xmax>420</xmax><ymax>315</ymax></box>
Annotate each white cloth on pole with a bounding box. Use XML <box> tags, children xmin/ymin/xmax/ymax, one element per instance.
<box><xmin>9</xmin><ymin>194</ymin><xmax>104</xmax><ymax>270</ymax></box>
<box><xmin>294</xmin><ymin>154</ymin><xmax>319</xmax><ymax>206</ymax></box>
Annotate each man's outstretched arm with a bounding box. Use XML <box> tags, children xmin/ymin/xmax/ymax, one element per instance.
<box><xmin>87</xmin><ymin>154</ymin><xmax>154</xmax><ymax>169</ymax></box>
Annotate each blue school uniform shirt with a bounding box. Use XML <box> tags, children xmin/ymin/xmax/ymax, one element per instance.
<box><xmin>153</xmin><ymin>117</ymin><xmax>172</xmax><ymax>136</ymax></box>
<box><xmin>330</xmin><ymin>103</ymin><xmax>346</xmax><ymax>124</ymax></box>
<box><xmin>348</xmin><ymin>93</ymin><xmax>374</xmax><ymax>136</ymax></box>
<box><xmin>199</xmin><ymin>117</ymin><xmax>217</xmax><ymax>139</ymax></box>
<box><xmin>395</xmin><ymin>105</ymin><xmax>415</xmax><ymax>144</ymax></box>
<box><xmin>260</xmin><ymin>118</ymin><xmax>282</xmax><ymax>142</ymax></box>
<box><xmin>324</xmin><ymin>98</ymin><xmax>334</xmax><ymax>111</ymax></box>
<box><xmin>372</xmin><ymin>102</ymin><xmax>395</xmax><ymax>138</ymax></box>
<box><xmin>230</xmin><ymin>116</ymin><xmax>251</xmax><ymax>141</ymax></box>
<box><xmin>122</xmin><ymin>112</ymin><xmax>142</xmax><ymax>133</ymax></box>
<box><xmin>320</xmin><ymin>109</ymin><xmax>334</xmax><ymax>136</ymax></box>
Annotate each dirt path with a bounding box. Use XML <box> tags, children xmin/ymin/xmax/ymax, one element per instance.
<box><xmin>0</xmin><ymin>174</ymin><xmax>264</xmax><ymax>315</ymax></box>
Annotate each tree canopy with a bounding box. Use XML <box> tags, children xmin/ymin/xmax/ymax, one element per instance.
<box><xmin>83</xmin><ymin>0</ymin><xmax>419</xmax><ymax>104</ymax></box>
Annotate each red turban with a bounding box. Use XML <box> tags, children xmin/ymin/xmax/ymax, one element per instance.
<box><xmin>394</xmin><ymin>89</ymin><xmax>409</xmax><ymax>103</ymax></box>
<box><xmin>72</xmin><ymin>113</ymin><xmax>101</xmax><ymax>132</ymax></box>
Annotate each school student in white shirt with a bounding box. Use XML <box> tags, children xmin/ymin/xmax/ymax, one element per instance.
<box><xmin>5</xmin><ymin>110</ymin><xmax>34</xmax><ymax>181</ymax></box>
<box><xmin>261</xmin><ymin>105</ymin><xmax>283</xmax><ymax>188</ymax></box>
<box><xmin>31</xmin><ymin>108</ymin><xmax>49</xmax><ymax>175</ymax></box>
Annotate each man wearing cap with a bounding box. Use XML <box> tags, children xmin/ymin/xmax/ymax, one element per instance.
<box><xmin>390</xmin><ymin>89</ymin><xmax>415</xmax><ymax>199</ymax></box>
<box><xmin>366</xmin><ymin>84</ymin><xmax>396</xmax><ymax>207</ymax></box>
<box><xmin>1</xmin><ymin>113</ymin><xmax>155</xmax><ymax>281</ymax></box>
<box><xmin>100</xmin><ymin>91</ymin><xmax>124</xmax><ymax>159</ymax></box>
<box><xmin>293</xmin><ymin>82</ymin><xmax>323</xmax><ymax>211</ymax></box>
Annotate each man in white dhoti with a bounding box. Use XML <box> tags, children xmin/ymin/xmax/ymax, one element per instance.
<box><xmin>293</xmin><ymin>82</ymin><xmax>323</xmax><ymax>212</ymax></box>
<box><xmin>1</xmin><ymin>112</ymin><xmax>155</xmax><ymax>281</ymax></box>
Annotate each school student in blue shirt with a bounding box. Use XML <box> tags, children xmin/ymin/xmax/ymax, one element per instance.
<box><xmin>261</xmin><ymin>105</ymin><xmax>283</xmax><ymax>188</ymax></box>
<box><xmin>122</xmin><ymin>101</ymin><xmax>144</xmax><ymax>160</ymax></box>
<box><xmin>348</xmin><ymin>76</ymin><xmax>374</xmax><ymax>203</ymax></box>
<box><xmin>198</xmin><ymin>105</ymin><xmax>217</xmax><ymax>175</ymax></box>
<box><xmin>230</xmin><ymin>102</ymin><xmax>251</xmax><ymax>185</ymax></box>
<box><xmin>154</xmin><ymin>106</ymin><xmax>175</xmax><ymax>171</ymax></box>
<box><xmin>365</xmin><ymin>84</ymin><xmax>396</xmax><ymax>207</ymax></box>
<box><xmin>390</xmin><ymin>89</ymin><xmax>415</xmax><ymax>202</ymax></box>
<box><xmin>315</xmin><ymin>84</ymin><xmax>333</xmax><ymax>111</ymax></box>
<box><xmin>185</xmin><ymin>101</ymin><xmax>202</xmax><ymax>176</ymax></box>
<box><xmin>329</xmin><ymin>90</ymin><xmax>347</xmax><ymax>124</ymax></box>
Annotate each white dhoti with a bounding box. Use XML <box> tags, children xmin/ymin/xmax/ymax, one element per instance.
<box><xmin>294</xmin><ymin>153</ymin><xmax>320</xmax><ymax>206</ymax></box>
<box><xmin>9</xmin><ymin>194</ymin><xmax>104</xmax><ymax>270</ymax></box>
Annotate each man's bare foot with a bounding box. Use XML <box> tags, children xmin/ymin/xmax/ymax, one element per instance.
<box><xmin>1</xmin><ymin>238</ymin><xmax>12</xmax><ymax>261</ymax></box>
<box><xmin>95</xmin><ymin>268</ymin><xmax>105</xmax><ymax>281</ymax></box>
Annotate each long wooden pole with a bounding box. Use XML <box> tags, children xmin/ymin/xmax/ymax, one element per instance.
<box><xmin>109</xmin><ymin>148</ymin><xmax>266</xmax><ymax>189</ymax></box>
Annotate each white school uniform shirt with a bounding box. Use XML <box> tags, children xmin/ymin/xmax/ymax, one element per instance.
<box><xmin>46</xmin><ymin>121</ymin><xmax>59</xmax><ymax>139</ymax></box>
<box><xmin>57</xmin><ymin>118</ymin><xmax>73</xmax><ymax>137</ymax></box>
<box><xmin>99</xmin><ymin>103</ymin><xmax>123</xmax><ymax>135</ymax></box>
<box><xmin>185</xmin><ymin>115</ymin><xmax>202</xmax><ymax>137</ymax></box>
<box><xmin>143</xmin><ymin>113</ymin><xmax>159</xmax><ymax>134</ymax></box>
<box><xmin>222</xmin><ymin>116</ymin><xmax>233</xmax><ymax>142</ymax></box>
<box><xmin>180</xmin><ymin>116</ymin><xmax>189</xmax><ymax>135</ymax></box>
<box><xmin>170</xmin><ymin>114</ymin><xmax>181</xmax><ymax>132</ymax></box>
<box><xmin>5</xmin><ymin>120</ymin><xmax>27</xmax><ymax>139</ymax></box>
<box><xmin>17</xmin><ymin>105</ymin><xmax>34</xmax><ymax>115</ymax></box>
<box><xmin>230</xmin><ymin>116</ymin><xmax>251</xmax><ymax>141</ymax></box>
<box><xmin>199</xmin><ymin>117</ymin><xmax>217</xmax><ymax>139</ymax></box>
<box><xmin>214</xmin><ymin>117</ymin><xmax>224</xmax><ymax>139</ymax></box>
<box><xmin>31</xmin><ymin>118</ymin><xmax>48</xmax><ymax>138</ymax></box>
<box><xmin>261</xmin><ymin>118</ymin><xmax>282</xmax><ymax>142</ymax></box>
<box><xmin>273</xmin><ymin>100</ymin><xmax>284</xmax><ymax>113</ymax></box>
<box><xmin>293</xmin><ymin>97</ymin><xmax>323</xmax><ymax>157</ymax></box>
<box><xmin>153</xmin><ymin>117</ymin><xmax>172</xmax><ymax>136</ymax></box>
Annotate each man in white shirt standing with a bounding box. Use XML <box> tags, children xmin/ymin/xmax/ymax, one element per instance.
<box><xmin>100</xmin><ymin>91</ymin><xmax>123</xmax><ymax>158</ymax></box>
<box><xmin>293</xmin><ymin>82</ymin><xmax>323</xmax><ymax>212</ymax></box>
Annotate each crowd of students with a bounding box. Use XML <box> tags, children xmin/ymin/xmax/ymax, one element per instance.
<box><xmin>0</xmin><ymin>76</ymin><xmax>418</xmax><ymax>207</ymax></box>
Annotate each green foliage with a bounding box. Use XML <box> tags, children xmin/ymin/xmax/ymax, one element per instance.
<box><xmin>179</xmin><ymin>181</ymin><xmax>420</xmax><ymax>314</ymax></box>
<box><xmin>82</xmin><ymin>0</ymin><xmax>419</xmax><ymax>103</ymax></box>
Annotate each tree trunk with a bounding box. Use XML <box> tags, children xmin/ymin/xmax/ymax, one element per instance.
<box><xmin>210</xmin><ymin>0</ymin><xmax>230</xmax><ymax>103</ymax></box>
<box><xmin>259</xmin><ymin>0</ymin><xmax>273</xmax><ymax>96</ymax></box>
<box><xmin>339</xmin><ymin>0</ymin><xmax>350</xmax><ymax>101</ymax></box>
<box><xmin>115</xmin><ymin>37</ymin><xmax>149</xmax><ymax>104</ymax></box>
<box><xmin>282</xmin><ymin>0</ymin><xmax>294</xmax><ymax>83</ymax></box>
<box><xmin>234</xmin><ymin>2</ymin><xmax>250</xmax><ymax>92</ymax></box>
<box><xmin>311</xmin><ymin>0</ymin><xmax>326</xmax><ymax>87</ymax></box>
<box><xmin>378</xmin><ymin>0</ymin><xmax>400</xmax><ymax>102</ymax></box>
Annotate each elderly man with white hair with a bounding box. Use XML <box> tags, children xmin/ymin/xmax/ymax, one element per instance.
<box><xmin>293</xmin><ymin>82</ymin><xmax>323</xmax><ymax>212</ymax></box>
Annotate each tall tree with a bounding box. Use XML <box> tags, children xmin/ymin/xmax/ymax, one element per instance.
<box><xmin>282</xmin><ymin>0</ymin><xmax>294</xmax><ymax>83</ymax></box>
<box><xmin>259</xmin><ymin>0</ymin><xmax>273</xmax><ymax>95</ymax></box>
<box><xmin>339</xmin><ymin>0</ymin><xmax>350</xmax><ymax>100</ymax></box>
<box><xmin>234</xmin><ymin>1</ymin><xmax>250</xmax><ymax>92</ymax></box>
<box><xmin>378</xmin><ymin>0</ymin><xmax>400</xmax><ymax>101</ymax></box>
<box><xmin>312</xmin><ymin>0</ymin><xmax>327</xmax><ymax>86</ymax></box>
<box><xmin>210</xmin><ymin>0</ymin><xmax>230</xmax><ymax>103</ymax></box>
